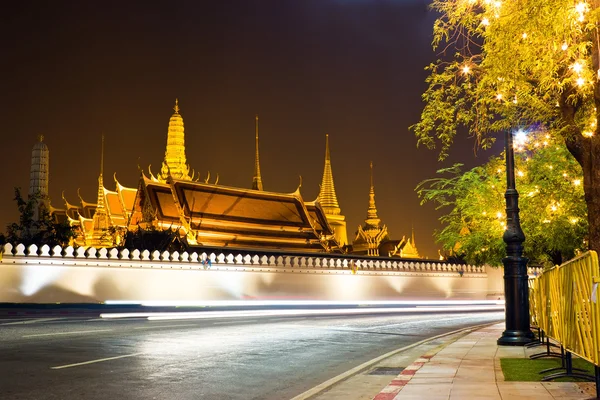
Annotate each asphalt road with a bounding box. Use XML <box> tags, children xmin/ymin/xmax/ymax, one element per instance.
<box><xmin>0</xmin><ymin>310</ymin><xmax>504</xmax><ymax>400</ymax></box>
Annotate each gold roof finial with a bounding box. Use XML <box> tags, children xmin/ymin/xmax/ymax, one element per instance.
<box><xmin>174</xmin><ymin>98</ymin><xmax>180</xmax><ymax>114</ymax></box>
<box><xmin>100</xmin><ymin>134</ymin><xmax>104</xmax><ymax>177</ymax></box>
<box><xmin>317</xmin><ymin>134</ymin><xmax>341</xmax><ymax>215</ymax></box>
<box><xmin>370</xmin><ymin>161</ymin><xmax>373</xmax><ymax>188</ymax></box>
<box><xmin>252</xmin><ymin>114</ymin><xmax>264</xmax><ymax>191</ymax></box>
<box><xmin>38</xmin><ymin>134</ymin><xmax>44</xmax><ymax>142</ymax></box>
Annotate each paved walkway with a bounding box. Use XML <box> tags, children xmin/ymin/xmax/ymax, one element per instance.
<box><xmin>372</xmin><ymin>323</ymin><xmax>595</xmax><ymax>400</ymax></box>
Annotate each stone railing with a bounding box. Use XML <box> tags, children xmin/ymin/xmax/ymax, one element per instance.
<box><xmin>0</xmin><ymin>243</ymin><xmax>487</xmax><ymax>275</ymax></box>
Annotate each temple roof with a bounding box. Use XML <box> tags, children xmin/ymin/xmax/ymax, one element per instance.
<box><xmin>138</xmin><ymin>176</ymin><xmax>339</xmax><ymax>252</ymax></box>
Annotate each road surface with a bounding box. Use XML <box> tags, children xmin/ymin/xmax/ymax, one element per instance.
<box><xmin>0</xmin><ymin>309</ymin><xmax>504</xmax><ymax>399</ymax></box>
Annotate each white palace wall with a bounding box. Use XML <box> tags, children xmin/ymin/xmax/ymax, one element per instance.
<box><xmin>0</xmin><ymin>243</ymin><xmax>518</xmax><ymax>304</ymax></box>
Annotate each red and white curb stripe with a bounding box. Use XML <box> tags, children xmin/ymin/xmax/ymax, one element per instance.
<box><xmin>372</xmin><ymin>354</ymin><xmax>434</xmax><ymax>400</ymax></box>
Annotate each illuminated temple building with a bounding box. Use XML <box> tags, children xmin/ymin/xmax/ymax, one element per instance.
<box><xmin>32</xmin><ymin>100</ymin><xmax>419</xmax><ymax>257</ymax></box>
<box><xmin>352</xmin><ymin>163</ymin><xmax>420</xmax><ymax>258</ymax></box>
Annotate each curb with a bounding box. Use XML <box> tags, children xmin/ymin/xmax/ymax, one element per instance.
<box><xmin>372</xmin><ymin>353</ymin><xmax>435</xmax><ymax>400</ymax></box>
<box><xmin>290</xmin><ymin>321</ymin><xmax>499</xmax><ymax>400</ymax></box>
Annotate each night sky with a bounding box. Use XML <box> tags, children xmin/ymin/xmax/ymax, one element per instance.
<box><xmin>1</xmin><ymin>0</ymin><xmax>500</xmax><ymax>258</ymax></box>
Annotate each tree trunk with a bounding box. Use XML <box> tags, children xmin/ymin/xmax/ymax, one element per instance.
<box><xmin>565</xmin><ymin>130</ymin><xmax>600</xmax><ymax>253</ymax></box>
<box><xmin>583</xmin><ymin>137</ymin><xmax>600</xmax><ymax>252</ymax></box>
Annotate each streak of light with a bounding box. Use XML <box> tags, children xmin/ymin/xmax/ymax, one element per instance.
<box><xmin>104</xmin><ymin>299</ymin><xmax>505</xmax><ymax>307</ymax></box>
<box><xmin>23</xmin><ymin>329</ymin><xmax>113</xmax><ymax>338</ymax></box>
<box><xmin>100</xmin><ymin>305</ymin><xmax>504</xmax><ymax>321</ymax></box>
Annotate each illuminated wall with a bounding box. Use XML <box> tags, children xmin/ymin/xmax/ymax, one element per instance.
<box><xmin>0</xmin><ymin>243</ymin><xmax>528</xmax><ymax>303</ymax></box>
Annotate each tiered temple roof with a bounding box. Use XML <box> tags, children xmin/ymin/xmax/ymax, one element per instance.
<box><xmin>130</xmin><ymin>175</ymin><xmax>339</xmax><ymax>252</ymax></box>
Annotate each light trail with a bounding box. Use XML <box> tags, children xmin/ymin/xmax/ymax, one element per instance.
<box><xmin>104</xmin><ymin>299</ymin><xmax>505</xmax><ymax>307</ymax></box>
<box><xmin>100</xmin><ymin>304</ymin><xmax>504</xmax><ymax>321</ymax></box>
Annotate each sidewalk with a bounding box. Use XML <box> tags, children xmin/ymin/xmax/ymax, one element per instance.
<box><xmin>371</xmin><ymin>323</ymin><xmax>595</xmax><ymax>400</ymax></box>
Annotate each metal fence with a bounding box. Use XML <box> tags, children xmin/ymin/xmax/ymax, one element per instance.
<box><xmin>529</xmin><ymin>250</ymin><xmax>600</xmax><ymax>394</ymax></box>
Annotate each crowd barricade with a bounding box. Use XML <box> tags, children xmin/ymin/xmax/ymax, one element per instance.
<box><xmin>528</xmin><ymin>251</ymin><xmax>600</xmax><ymax>393</ymax></box>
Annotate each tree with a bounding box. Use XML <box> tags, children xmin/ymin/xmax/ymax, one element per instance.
<box><xmin>122</xmin><ymin>226</ymin><xmax>186</xmax><ymax>252</ymax></box>
<box><xmin>5</xmin><ymin>188</ymin><xmax>74</xmax><ymax>247</ymax></box>
<box><xmin>417</xmin><ymin>132</ymin><xmax>587</xmax><ymax>266</ymax></box>
<box><xmin>412</xmin><ymin>0</ymin><xmax>600</xmax><ymax>252</ymax></box>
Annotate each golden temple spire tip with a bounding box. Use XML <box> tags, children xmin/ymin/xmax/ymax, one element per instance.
<box><xmin>38</xmin><ymin>134</ymin><xmax>44</xmax><ymax>142</ymax></box>
<box><xmin>255</xmin><ymin>114</ymin><xmax>259</xmax><ymax>138</ymax></box>
<box><xmin>252</xmin><ymin>114</ymin><xmax>264</xmax><ymax>191</ymax></box>
<box><xmin>370</xmin><ymin>161</ymin><xmax>374</xmax><ymax>188</ymax></box>
<box><xmin>174</xmin><ymin>98</ymin><xmax>180</xmax><ymax>114</ymax></box>
<box><xmin>100</xmin><ymin>134</ymin><xmax>105</xmax><ymax>177</ymax></box>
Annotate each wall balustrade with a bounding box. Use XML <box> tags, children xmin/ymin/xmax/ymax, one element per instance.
<box><xmin>0</xmin><ymin>242</ymin><xmax>492</xmax><ymax>276</ymax></box>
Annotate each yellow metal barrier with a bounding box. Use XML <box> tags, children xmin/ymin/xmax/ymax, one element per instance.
<box><xmin>529</xmin><ymin>251</ymin><xmax>600</xmax><ymax>365</ymax></box>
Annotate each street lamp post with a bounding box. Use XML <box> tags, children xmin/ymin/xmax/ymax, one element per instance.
<box><xmin>497</xmin><ymin>130</ymin><xmax>535</xmax><ymax>346</ymax></box>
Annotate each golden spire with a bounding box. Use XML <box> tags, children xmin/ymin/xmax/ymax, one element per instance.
<box><xmin>158</xmin><ymin>99</ymin><xmax>191</xmax><ymax>182</ymax></box>
<box><xmin>97</xmin><ymin>134</ymin><xmax>105</xmax><ymax>210</ymax></box>
<box><xmin>252</xmin><ymin>114</ymin><xmax>264</xmax><ymax>191</ymax></box>
<box><xmin>317</xmin><ymin>134</ymin><xmax>341</xmax><ymax>215</ymax></box>
<box><xmin>365</xmin><ymin>161</ymin><xmax>381</xmax><ymax>228</ymax></box>
<box><xmin>93</xmin><ymin>135</ymin><xmax>110</xmax><ymax>232</ymax></box>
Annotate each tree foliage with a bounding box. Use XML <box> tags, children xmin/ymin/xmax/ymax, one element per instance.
<box><xmin>418</xmin><ymin>133</ymin><xmax>587</xmax><ymax>266</ymax></box>
<box><xmin>5</xmin><ymin>188</ymin><xmax>74</xmax><ymax>247</ymax></box>
<box><xmin>122</xmin><ymin>226</ymin><xmax>186</xmax><ymax>253</ymax></box>
<box><xmin>413</xmin><ymin>0</ymin><xmax>600</xmax><ymax>252</ymax></box>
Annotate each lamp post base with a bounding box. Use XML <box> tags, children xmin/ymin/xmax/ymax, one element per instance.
<box><xmin>497</xmin><ymin>329</ymin><xmax>535</xmax><ymax>346</ymax></box>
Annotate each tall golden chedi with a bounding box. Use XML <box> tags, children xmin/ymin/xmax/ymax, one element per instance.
<box><xmin>157</xmin><ymin>99</ymin><xmax>193</xmax><ymax>182</ymax></box>
<box><xmin>252</xmin><ymin>115</ymin><xmax>264</xmax><ymax>191</ymax></box>
<box><xmin>28</xmin><ymin>135</ymin><xmax>50</xmax><ymax>221</ymax></box>
<box><xmin>352</xmin><ymin>162</ymin><xmax>389</xmax><ymax>256</ymax></box>
<box><xmin>316</xmin><ymin>134</ymin><xmax>348</xmax><ymax>246</ymax></box>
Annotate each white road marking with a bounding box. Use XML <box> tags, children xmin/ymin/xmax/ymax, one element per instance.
<box><xmin>134</xmin><ymin>324</ymin><xmax>197</xmax><ymax>330</ymax></box>
<box><xmin>211</xmin><ymin>319</ymin><xmax>258</xmax><ymax>325</ymax></box>
<box><xmin>23</xmin><ymin>329</ymin><xmax>113</xmax><ymax>338</ymax></box>
<box><xmin>51</xmin><ymin>353</ymin><xmax>144</xmax><ymax>370</ymax></box>
<box><xmin>0</xmin><ymin>318</ymin><xmax>64</xmax><ymax>326</ymax></box>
